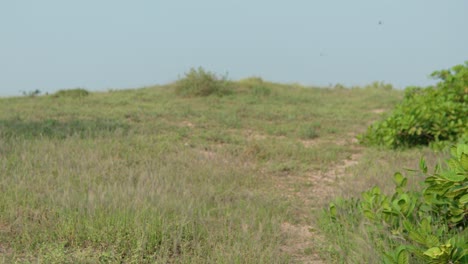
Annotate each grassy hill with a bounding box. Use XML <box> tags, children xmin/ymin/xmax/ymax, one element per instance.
<box><xmin>0</xmin><ymin>80</ymin><xmax>442</xmax><ymax>263</ymax></box>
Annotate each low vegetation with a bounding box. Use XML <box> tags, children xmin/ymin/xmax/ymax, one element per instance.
<box><xmin>0</xmin><ymin>75</ymin><xmax>404</xmax><ymax>263</ymax></box>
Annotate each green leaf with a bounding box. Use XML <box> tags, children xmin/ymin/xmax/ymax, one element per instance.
<box><xmin>440</xmin><ymin>170</ymin><xmax>465</xmax><ymax>182</ymax></box>
<box><xmin>421</xmin><ymin>217</ymin><xmax>432</xmax><ymax>234</ymax></box>
<box><xmin>419</xmin><ymin>157</ymin><xmax>428</xmax><ymax>173</ymax></box>
<box><xmin>423</xmin><ymin>247</ymin><xmax>443</xmax><ymax>259</ymax></box>
<box><xmin>456</xmin><ymin>144</ymin><xmax>468</xmax><ymax>158</ymax></box>
<box><xmin>372</xmin><ymin>186</ymin><xmax>381</xmax><ymax>195</ymax></box>
<box><xmin>425</xmin><ymin>235</ymin><xmax>440</xmax><ymax>248</ymax></box>
<box><xmin>445</xmin><ymin>185</ymin><xmax>468</xmax><ymax>198</ymax></box>
<box><xmin>452</xmin><ymin>247</ymin><xmax>468</xmax><ymax>262</ymax></box>
<box><xmin>409</xmin><ymin>230</ymin><xmax>426</xmax><ymax>245</ymax></box>
<box><xmin>448</xmin><ymin>158</ymin><xmax>461</xmax><ymax>171</ymax></box>
<box><xmin>329</xmin><ymin>203</ymin><xmax>337</xmax><ymax>218</ymax></box>
<box><xmin>450</xmin><ymin>145</ymin><xmax>458</xmax><ymax>158</ymax></box>
<box><xmin>382</xmin><ymin>209</ymin><xmax>399</xmax><ymax>217</ymax></box>
<box><xmin>382</xmin><ymin>252</ymin><xmax>397</xmax><ymax>264</ymax></box>
<box><xmin>394</xmin><ymin>172</ymin><xmax>405</xmax><ymax>186</ymax></box>
<box><xmin>363</xmin><ymin>209</ymin><xmax>376</xmax><ymax>221</ymax></box>
<box><xmin>424</xmin><ymin>184</ymin><xmax>450</xmax><ymax>195</ymax></box>
<box><xmin>402</xmin><ymin>219</ymin><xmax>414</xmax><ymax>232</ymax></box>
<box><xmin>449</xmin><ymin>207</ymin><xmax>465</xmax><ymax>216</ymax></box>
<box><xmin>397</xmin><ymin>249</ymin><xmax>409</xmax><ymax>264</ymax></box>
<box><xmin>460</xmin><ymin>153</ymin><xmax>468</xmax><ymax>171</ymax></box>
<box><xmin>450</xmin><ymin>214</ymin><xmax>465</xmax><ymax>223</ymax></box>
<box><xmin>463</xmin><ymin>144</ymin><xmax>468</xmax><ymax>156</ymax></box>
<box><xmin>459</xmin><ymin>194</ymin><xmax>468</xmax><ymax>205</ymax></box>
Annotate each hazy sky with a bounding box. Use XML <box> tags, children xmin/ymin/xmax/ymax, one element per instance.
<box><xmin>1</xmin><ymin>1</ymin><xmax>467</xmax><ymax>96</ymax></box>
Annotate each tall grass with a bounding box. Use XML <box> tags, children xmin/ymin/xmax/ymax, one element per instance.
<box><xmin>0</xmin><ymin>136</ymin><xmax>291</xmax><ymax>263</ymax></box>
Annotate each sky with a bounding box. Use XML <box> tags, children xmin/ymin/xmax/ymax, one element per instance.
<box><xmin>1</xmin><ymin>0</ymin><xmax>467</xmax><ymax>97</ymax></box>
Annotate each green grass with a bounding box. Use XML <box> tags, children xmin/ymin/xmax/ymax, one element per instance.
<box><xmin>0</xmin><ymin>81</ymin><xmax>433</xmax><ymax>263</ymax></box>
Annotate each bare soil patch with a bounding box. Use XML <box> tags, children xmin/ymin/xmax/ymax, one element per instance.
<box><xmin>371</xmin><ymin>108</ymin><xmax>386</xmax><ymax>114</ymax></box>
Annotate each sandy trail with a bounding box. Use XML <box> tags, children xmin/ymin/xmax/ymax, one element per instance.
<box><xmin>275</xmin><ymin>136</ymin><xmax>363</xmax><ymax>263</ymax></box>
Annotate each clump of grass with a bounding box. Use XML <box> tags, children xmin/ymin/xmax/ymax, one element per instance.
<box><xmin>174</xmin><ymin>67</ymin><xmax>233</xmax><ymax>97</ymax></box>
<box><xmin>53</xmin><ymin>88</ymin><xmax>90</xmax><ymax>98</ymax></box>
<box><xmin>299</xmin><ymin>123</ymin><xmax>320</xmax><ymax>140</ymax></box>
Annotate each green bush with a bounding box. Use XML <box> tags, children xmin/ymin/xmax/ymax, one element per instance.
<box><xmin>53</xmin><ymin>88</ymin><xmax>90</xmax><ymax>98</ymax></box>
<box><xmin>360</xmin><ymin>62</ymin><xmax>468</xmax><ymax>148</ymax></box>
<box><xmin>174</xmin><ymin>67</ymin><xmax>233</xmax><ymax>97</ymax></box>
<box><xmin>326</xmin><ymin>143</ymin><xmax>468</xmax><ymax>263</ymax></box>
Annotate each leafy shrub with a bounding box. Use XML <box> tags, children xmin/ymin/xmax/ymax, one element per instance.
<box><xmin>174</xmin><ymin>67</ymin><xmax>233</xmax><ymax>97</ymax></box>
<box><xmin>360</xmin><ymin>62</ymin><xmax>468</xmax><ymax>148</ymax></box>
<box><xmin>326</xmin><ymin>144</ymin><xmax>468</xmax><ymax>263</ymax></box>
<box><xmin>53</xmin><ymin>88</ymin><xmax>90</xmax><ymax>98</ymax></box>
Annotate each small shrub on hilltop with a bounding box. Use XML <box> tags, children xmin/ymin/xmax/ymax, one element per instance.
<box><xmin>326</xmin><ymin>143</ymin><xmax>468</xmax><ymax>263</ymax></box>
<box><xmin>174</xmin><ymin>67</ymin><xmax>233</xmax><ymax>97</ymax></box>
<box><xmin>360</xmin><ymin>62</ymin><xmax>468</xmax><ymax>148</ymax></box>
<box><xmin>53</xmin><ymin>88</ymin><xmax>90</xmax><ymax>98</ymax></box>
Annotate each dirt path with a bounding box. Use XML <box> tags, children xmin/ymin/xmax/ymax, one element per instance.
<box><xmin>276</xmin><ymin>136</ymin><xmax>363</xmax><ymax>263</ymax></box>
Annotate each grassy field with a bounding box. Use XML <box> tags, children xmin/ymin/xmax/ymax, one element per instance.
<box><xmin>0</xmin><ymin>80</ymin><xmax>444</xmax><ymax>263</ymax></box>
